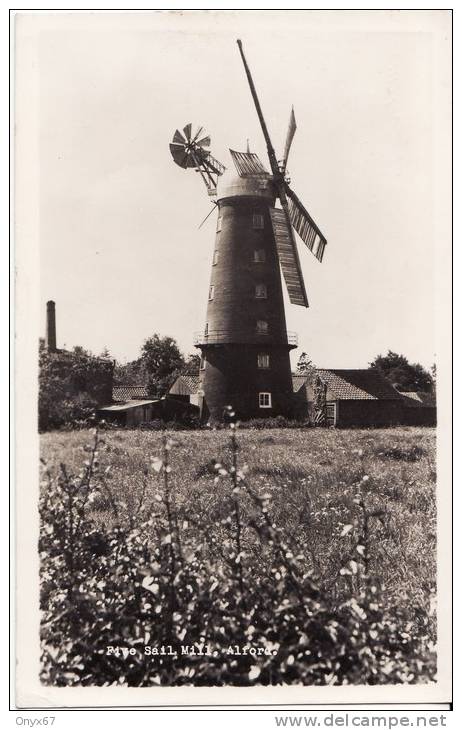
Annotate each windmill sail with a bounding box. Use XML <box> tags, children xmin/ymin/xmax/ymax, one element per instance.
<box><xmin>286</xmin><ymin>187</ymin><xmax>327</xmax><ymax>262</ymax></box>
<box><xmin>270</xmin><ymin>209</ymin><xmax>308</xmax><ymax>307</ymax></box>
<box><xmin>281</xmin><ymin>107</ymin><xmax>297</xmax><ymax>170</ymax></box>
<box><xmin>230</xmin><ymin>149</ymin><xmax>269</xmax><ymax>177</ymax></box>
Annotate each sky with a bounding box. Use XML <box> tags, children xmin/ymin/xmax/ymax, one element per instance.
<box><xmin>34</xmin><ymin>11</ymin><xmax>450</xmax><ymax>370</ymax></box>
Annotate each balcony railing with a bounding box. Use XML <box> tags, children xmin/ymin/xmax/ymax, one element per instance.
<box><xmin>193</xmin><ymin>330</ymin><xmax>298</xmax><ymax>347</ymax></box>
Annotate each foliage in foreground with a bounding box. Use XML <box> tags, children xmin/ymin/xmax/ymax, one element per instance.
<box><xmin>39</xmin><ymin>426</ymin><xmax>436</xmax><ymax>687</ymax></box>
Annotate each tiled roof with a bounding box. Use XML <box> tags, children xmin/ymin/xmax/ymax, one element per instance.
<box><xmin>169</xmin><ymin>375</ymin><xmax>201</xmax><ymax>395</ymax></box>
<box><xmin>400</xmin><ymin>391</ymin><xmax>436</xmax><ymax>407</ymax></box>
<box><xmin>113</xmin><ymin>384</ymin><xmax>150</xmax><ymax>401</ymax></box>
<box><xmin>169</xmin><ymin>369</ymin><xmax>419</xmax><ymax>403</ymax></box>
<box><xmin>316</xmin><ymin>369</ymin><xmax>404</xmax><ymax>401</ymax></box>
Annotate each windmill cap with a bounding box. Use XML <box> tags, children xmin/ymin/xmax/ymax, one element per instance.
<box><xmin>216</xmin><ymin>169</ymin><xmax>275</xmax><ymax>202</ymax></box>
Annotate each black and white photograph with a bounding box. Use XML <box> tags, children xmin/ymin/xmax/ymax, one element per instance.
<box><xmin>13</xmin><ymin>9</ymin><xmax>452</xmax><ymax>708</ymax></box>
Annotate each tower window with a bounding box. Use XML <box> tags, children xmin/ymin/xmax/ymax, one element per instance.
<box><xmin>253</xmin><ymin>249</ymin><xmax>266</xmax><ymax>263</ymax></box>
<box><xmin>200</xmin><ymin>356</ymin><xmax>206</xmax><ymax>370</ymax></box>
<box><xmin>209</xmin><ymin>285</ymin><xmax>215</xmax><ymax>301</ymax></box>
<box><xmin>213</xmin><ymin>250</ymin><xmax>219</xmax><ymax>265</ymax></box>
<box><xmin>257</xmin><ymin>353</ymin><xmax>270</xmax><ymax>369</ymax></box>
<box><xmin>253</xmin><ymin>213</ymin><xmax>264</xmax><ymax>230</ymax></box>
<box><xmin>216</xmin><ymin>216</ymin><xmax>223</xmax><ymax>232</ymax></box>
<box><xmin>255</xmin><ymin>283</ymin><xmax>267</xmax><ymax>299</ymax></box>
<box><xmin>205</xmin><ymin>322</ymin><xmax>209</xmax><ymax>335</ymax></box>
<box><xmin>259</xmin><ymin>392</ymin><xmax>272</xmax><ymax>408</ymax></box>
<box><xmin>256</xmin><ymin>320</ymin><xmax>269</xmax><ymax>334</ymax></box>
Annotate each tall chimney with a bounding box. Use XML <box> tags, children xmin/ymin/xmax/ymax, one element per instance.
<box><xmin>46</xmin><ymin>300</ymin><xmax>57</xmax><ymax>351</ymax></box>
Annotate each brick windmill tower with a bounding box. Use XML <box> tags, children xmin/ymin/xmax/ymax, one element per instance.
<box><xmin>169</xmin><ymin>41</ymin><xmax>327</xmax><ymax>423</ymax></box>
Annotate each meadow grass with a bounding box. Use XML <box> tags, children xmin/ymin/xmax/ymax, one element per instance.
<box><xmin>41</xmin><ymin>426</ymin><xmax>436</xmax><ymax>614</ymax></box>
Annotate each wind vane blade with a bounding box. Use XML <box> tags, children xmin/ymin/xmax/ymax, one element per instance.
<box><xmin>196</xmin><ymin>135</ymin><xmax>211</xmax><ymax>148</ymax></box>
<box><xmin>281</xmin><ymin>107</ymin><xmax>297</xmax><ymax>171</ymax></box>
<box><xmin>270</xmin><ymin>208</ymin><xmax>309</xmax><ymax>308</ymax></box>
<box><xmin>236</xmin><ymin>39</ymin><xmax>280</xmax><ymax>179</ymax></box>
<box><xmin>173</xmin><ymin>129</ymin><xmax>186</xmax><ymax>145</ymax></box>
<box><xmin>286</xmin><ymin>185</ymin><xmax>327</xmax><ymax>262</ymax></box>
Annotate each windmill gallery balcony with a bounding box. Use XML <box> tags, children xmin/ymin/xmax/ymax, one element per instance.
<box><xmin>193</xmin><ymin>329</ymin><xmax>298</xmax><ymax>348</ymax></box>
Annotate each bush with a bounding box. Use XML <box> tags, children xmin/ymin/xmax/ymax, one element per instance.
<box><xmin>39</xmin><ymin>428</ymin><xmax>436</xmax><ymax>687</ymax></box>
<box><xmin>39</xmin><ymin>344</ymin><xmax>113</xmax><ymax>431</ymax></box>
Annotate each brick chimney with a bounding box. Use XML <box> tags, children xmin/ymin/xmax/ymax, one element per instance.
<box><xmin>46</xmin><ymin>300</ymin><xmax>57</xmax><ymax>351</ymax></box>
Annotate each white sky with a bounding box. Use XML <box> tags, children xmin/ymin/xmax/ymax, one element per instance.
<box><xmin>33</xmin><ymin>11</ymin><xmax>451</xmax><ymax>369</ymax></box>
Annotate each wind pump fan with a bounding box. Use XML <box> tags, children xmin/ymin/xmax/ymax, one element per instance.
<box><xmin>169</xmin><ymin>124</ymin><xmax>226</xmax><ymax>196</ymax></box>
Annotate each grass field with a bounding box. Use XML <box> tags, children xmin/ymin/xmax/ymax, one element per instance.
<box><xmin>41</xmin><ymin>425</ymin><xmax>436</xmax><ymax>613</ymax></box>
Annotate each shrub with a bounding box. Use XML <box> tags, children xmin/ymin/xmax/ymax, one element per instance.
<box><xmin>39</xmin><ymin>343</ymin><xmax>113</xmax><ymax>431</ymax></box>
<box><xmin>39</xmin><ymin>428</ymin><xmax>436</xmax><ymax>687</ymax></box>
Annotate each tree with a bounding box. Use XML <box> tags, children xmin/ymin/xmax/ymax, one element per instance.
<box><xmin>38</xmin><ymin>341</ymin><xmax>113</xmax><ymax>431</ymax></box>
<box><xmin>113</xmin><ymin>357</ymin><xmax>144</xmax><ymax>385</ymax></box>
<box><xmin>113</xmin><ymin>339</ymin><xmax>197</xmax><ymax>391</ymax></box>
<box><xmin>182</xmin><ymin>353</ymin><xmax>201</xmax><ymax>375</ymax></box>
<box><xmin>99</xmin><ymin>346</ymin><xmax>112</xmax><ymax>359</ymax></box>
<box><xmin>369</xmin><ymin>350</ymin><xmax>433</xmax><ymax>393</ymax></box>
<box><xmin>296</xmin><ymin>352</ymin><xmax>316</xmax><ymax>377</ymax></box>
<box><xmin>141</xmin><ymin>334</ymin><xmax>185</xmax><ymax>396</ymax></box>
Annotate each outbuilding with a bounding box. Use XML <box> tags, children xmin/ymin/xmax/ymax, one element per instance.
<box><xmin>296</xmin><ymin>369</ymin><xmax>436</xmax><ymax>427</ymax></box>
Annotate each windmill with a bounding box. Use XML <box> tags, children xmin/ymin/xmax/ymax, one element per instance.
<box><xmin>169</xmin><ymin>40</ymin><xmax>327</xmax><ymax>423</ymax></box>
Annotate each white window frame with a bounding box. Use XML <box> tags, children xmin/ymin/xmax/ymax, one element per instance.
<box><xmin>255</xmin><ymin>283</ymin><xmax>267</xmax><ymax>299</ymax></box>
<box><xmin>213</xmin><ymin>250</ymin><xmax>219</xmax><ymax>266</ymax></box>
<box><xmin>257</xmin><ymin>353</ymin><xmax>270</xmax><ymax>369</ymax></box>
<box><xmin>259</xmin><ymin>392</ymin><xmax>272</xmax><ymax>408</ymax></box>
<box><xmin>253</xmin><ymin>213</ymin><xmax>264</xmax><ymax>230</ymax></box>
<box><xmin>208</xmin><ymin>285</ymin><xmax>215</xmax><ymax>301</ymax></box>
<box><xmin>216</xmin><ymin>216</ymin><xmax>223</xmax><ymax>232</ymax></box>
<box><xmin>253</xmin><ymin>248</ymin><xmax>266</xmax><ymax>263</ymax></box>
<box><xmin>256</xmin><ymin>320</ymin><xmax>269</xmax><ymax>334</ymax></box>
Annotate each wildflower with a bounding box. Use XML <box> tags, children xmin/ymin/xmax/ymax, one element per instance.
<box><xmin>248</xmin><ymin>666</ymin><xmax>260</xmax><ymax>680</ymax></box>
<box><xmin>142</xmin><ymin>576</ymin><xmax>159</xmax><ymax>595</ymax></box>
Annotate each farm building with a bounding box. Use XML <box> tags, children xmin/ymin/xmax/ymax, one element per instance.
<box><xmin>398</xmin><ymin>390</ymin><xmax>437</xmax><ymax>426</ymax></box>
<box><xmin>169</xmin><ymin>375</ymin><xmax>202</xmax><ymax>406</ymax></box>
<box><xmin>296</xmin><ymin>369</ymin><xmax>436</xmax><ymax>427</ymax></box>
<box><xmin>97</xmin><ymin>398</ymin><xmax>160</xmax><ymax>426</ymax></box>
<box><xmin>97</xmin><ymin>382</ymin><xmax>199</xmax><ymax>426</ymax></box>
<box><xmin>169</xmin><ymin>369</ymin><xmax>436</xmax><ymax>427</ymax></box>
